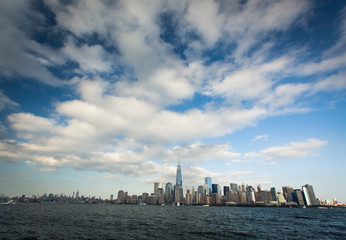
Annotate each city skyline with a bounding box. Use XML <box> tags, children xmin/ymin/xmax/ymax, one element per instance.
<box><xmin>1</xmin><ymin>163</ymin><xmax>343</xmax><ymax>206</ymax></box>
<box><xmin>0</xmin><ymin>0</ymin><xmax>346</xmax><ymax>202</ymax></box>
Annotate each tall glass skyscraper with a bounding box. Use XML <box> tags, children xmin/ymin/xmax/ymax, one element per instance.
<box><xmin>205</xmin><ymin>177</ymin><xmax>212</xmax><ymax>195</ymax></box>
<box><xmin>176</xmin><ymin>162</ymin><xmax>182</xmax><ymax>186</ymax></box>
<box><xmin>304</xmin><ymin>184</ymin><xmax>319</xmax><ymax>206</ymax></box>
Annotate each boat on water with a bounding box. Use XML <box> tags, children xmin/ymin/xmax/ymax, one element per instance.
<box><xmin>202</xmin><ymin>204</ymin><xmax>209</xmax><ymax>207</ymax></box>
<box><xmin>0</xmin><ymin>200</ymin><xmax>15</xmax><ymax>205</ymax></box>
<box><xmin>177</xmin><ymin>202</ymin><xmax>180</xmax><ymax>206</ymax></box>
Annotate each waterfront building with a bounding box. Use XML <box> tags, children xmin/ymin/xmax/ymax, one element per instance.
<box><xmin>246</xmin><ymin>186</ymin><xmax>256</xmax><ymax>203</ymax></box>
<box><xmin>271</xmin><ymin>187</ymin><xmax>277</xmax><ymax>201</ymax></box>
<box><xmin>146</xmin><ymin>195</ymin><xmax>157</xmax><ymax>205</ymax></box>
<box><xmin>110</xmin><ymin>194</ymin><xmax>114</xmax><ymax>201</ymax></box>
<box><xmin>154</xmin><ymin>182</ymin><xmax>162</xmax><ymax>196</ymax></box>
<box><xmin>174</xmin><ymin>185</ymin><xmax>183</xmax><ymax>203</ymax></box>
<box><xmin>239</xmin><ymin>191</ymin><xmax>247</xmax><ymax>203</ymax></box>
<box><xmin>266</xmin><ymin>191</ymin><xmax>273</xmax><ymax>202</ymax></box>
<box><xmin>165</xmin><ymin>182</ymin><xmax>173</xmax><ymax>203</ymax></box>
<box><xmin>230</xmin><ymin>190</ymin><xmax>238</xmax><ymax>202</ymax></box>
<box><xmin>129</xmin><ymin>195</ymin><xmax>138</xmax><ymax>204</ymax></box>
<box><xmin>142</xmin><ymin>193</ymin><xmax>149</xmax><ymax>203</ymax></box>
<box><xmin>276</xmin><ymin>192</ymin><xmax>286</xmax><ymax>205</ymax></box>
<box><xmin>257</xmin><ymin>184</ymin><xmax>261</xmax><ymax>192</ymax></box>
<box><xmin>212</xmin><ymin>184</ymin><xmax>219</xmax><ymax>195</ymax></box>
<box><xmin>186</xmin><ymin>192</ymin><xmax>192</xmax><ymax>205</ymax></box>
<box><xmin>124</xmin><ymin>192</ymin><xmax>130</xmax><ymax>203</ymax></box>
<box><xmin>292</xmin><ymin>189</ymin><xmax>305</xmax><ymax>206</ymax></box>
<box><xmin>205</xmin><ymin>177</ymin><xmax>212</xmax><ymax>195</ymax></box>
<box><xmin>191</xmin><ymin>187</ymin><xmax>195</xmax><ymax>202</ymax></box>
<box><xmin>157</xmin><ymin>188</ymin><xmax>165</xmax><ymax>204</ymax></box>
<box><xmin>176</xmin><ymin>162</ymin><xmax>183</xmax><ymax>187</ymax></box>
<box><xmin>258</xmin><ymin>190</ymin><xmax>268</xmax><ymax>202</ymax></box>
<box><xmin>192</xmin><ymin>190</ymin><xmax>198</xmax><ymax>204</ymax></box>
<box><xmin>226</xmin><ymin>189</ymin><xmax>231</xmax><ymax>202</ymax></box>
<box><xmin>197</xmin><ymin>185</ymin><xmax>204</xmax><ymax>195</ymax></box>
<box><xmin>230</xmin><ymin>183</ymin><xmax>238</xmax><ymax>192</ymax></box>
<box><xmin>223</xmin><ymin>186</ymin><xmax>230</xmax><ymax>196</ymax></box>
<box><xmin>302</xmin><ymin>185</ymin><xmax>312</xmax><ymax>206</ymax></box>
<box><xmin>117</xmin><ymin>190</ymin><xmax>125</xmax><ymax>204</ymax></box>
<box><xmin>204</xmin><ymin>184</ymin><xmax>210</xmax><ymax>195</ymax></box>
<box><xmin>174</xmin><ymin>162</ymin><xmax>184</xmax><ymax>203</ymax></box>
<box><xmin>282</xmin><ymin>186</ymin><xmax>294</xmax><ymax>202</ymax></box>
<box><xmin>304</xmin><ymin>184</ymin><xmax>319</xmax><ymax>206</ymax></box>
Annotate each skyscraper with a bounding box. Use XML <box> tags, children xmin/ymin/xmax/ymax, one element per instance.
<box><xmin>292</xmin><ymin>189</ymin><xmax>305</xmax><ymax>206</ymax></box>
<box><xmin>176</xmin><ymin>162</ymin><xmax>182</xmax><ymax>187</ymax></box>
<box><xmin>197</xmin><ymin>185</ymin><xmax>205</xmax><ymax>194</ymax></box>
<box><xmin>165</xmin><ymin>182</ymin><xmax>173</xmax><ymax>202</ymax></box>
<box><xmin>223</xmin><ymin>186</ymin><xmax>230</xmax><ymax>196</ymax></box>
<box><xmin>212</xmin><ymin>184</ymin><xmax>218</xmax><ymax>195</ymax></box>
<box><xmin>230</xmin><ymin>183</ymin><xmax>238</xmax><ymax>192</ymax></box>
<box><xmin>270</xmin><ymin>187</ymin><xmax>277</xmax><ymax>201</ymax></box>
<box><xmin>205</xmin><ymin>177</ymin><xmax>212</xmax><ymax>195</ymax></box>
<box><xmin>282</xmin><ymin>186</ymin><xmax>294</xmax><ymax>202</ymax></box>
<box><xmin>117</xmin><ymin>190</ymin><xmax>125</xmax><ymax>204</ymax></box>
<box><xmin>304</xmin><ymin>184</ymin><xmax>319</xmax><ymax>206</ymax></box>
<box><xmin>302</xmin><ymin>185</ymin><xmax>312</xmax><ymax>206</ymax></box>
<box><xmin>246</xmin><ymin>186</ymin><xmax>256</xmax><ymax>203</ymax></box>
<box><xmin>174</xmin><ymin>162</ymin><xmax>183</xmax><ymax>203</ymax></box>
<box><xmin>154</xmin><ymin>182</ymin><xmax>162</xmax><ymax>196</ymax></box>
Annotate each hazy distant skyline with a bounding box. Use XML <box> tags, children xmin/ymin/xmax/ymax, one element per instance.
<box><xmin>0</xmin><ymin>0</ymin><xmax>345</xmax><ymax>202</ymax></box>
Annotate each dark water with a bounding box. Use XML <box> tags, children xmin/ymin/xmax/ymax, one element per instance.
<box><xmin>1</xmin><ymin>204</ymin><xmax>346</xmax><ymax>239</ymax></box>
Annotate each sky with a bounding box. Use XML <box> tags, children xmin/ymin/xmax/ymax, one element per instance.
<box><xmin>0</xmin><ymin>0</ymin><xmax>345</xmax><ymax>202</ymax></box>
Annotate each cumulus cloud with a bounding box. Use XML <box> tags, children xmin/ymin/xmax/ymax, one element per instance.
<box><xmin>260</xmin><ymin>138</ymin><xmax>327</xmax><ymax>163</ymax></box>
<box><xmin>0</xmin><ymin>0</ymin><xmax>344</xmax><ymax>184</ymax></box>
<box><xmin>226</xmin><ymin>138</ymin><xmax>327</xmax><ymax>165</ymax></box>
<box><xmin>164</xmin><ymin>143</ymin><xmax>241</xmax><ymax>163</ymax></box>
<box><xmin>62</xmin><ymin>38</ymin><xmax>113</xmax><ymax>73</ymax></box>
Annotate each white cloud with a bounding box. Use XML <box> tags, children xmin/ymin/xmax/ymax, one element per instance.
<box><xmin>0</xmin><ymin>0</ymin><xmax>344</xmax><ymax>188</ymax></box>
<box><xmin>302</xmin><ymin>54</ymin><xmax>346</xmax><ymax>76</ymax></box>
<box><xmin>164</xmin><ymin>143</ymin><xmax>241</xmax><ymax>163</ymax></box>
<box><xmin>226</xmin><ymin>138</ymin><xmax>326</xmax><ymax>165</ymax></box>
<box><xmin>0</xmin><ymin>1</ymin><xmax>67</xmax><ymax>86</ymax></box>
<box><xmin>185</xmin><ymin>0</ymin><xmax>223</xmax><ymax>46</ymax></box>
<box><xmin>260</xmin><ymin>83</ymin><xmax>311</xmax><ymax>110</ymax></box>
<box><xmin>62</xmin><ymin>38</ymin><xmax>112</xmax><ymax>73</ymax></box>
<box><xmin>312</xmin><ymin>71</ymin><xmax>346</xmax><ymax>93</ymax></box>
<box><xmin>0</xmin><ymin>91</ymin><xmax>18</xmax><ymax>111</ymax></box>
<box><xmin>260</xmin><ymin>138</ymin><xmax>327</xmax><ymax>161</ymax></box>
<box><xmin>222</xmin><ymin>0</ymin><xmax>310</xmax><ymax>59</ymax></box>
<box><xmin>253</xmin><ymin>135</ymin><xmax>268</xmax><ymax>142</ymax></box>
<box><xmin>209</xmin><ymin>57</ymin><xmax>291</xmax><ymax>101</ymax></box>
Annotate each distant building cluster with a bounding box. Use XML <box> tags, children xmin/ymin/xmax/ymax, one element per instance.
<box><xmin>0</xmin><ymin>190</ymin><xmax>104</xmax><ymax>204</ymax></box>
<box><xmin>114</xmin><ymin>163</ymin><xmax>341</xmax><ymax>207</ymax></box>
<box><xmin>0</xmin><ymin>164</ymin><xmax>344</xmax><ymax>207</ymax></box>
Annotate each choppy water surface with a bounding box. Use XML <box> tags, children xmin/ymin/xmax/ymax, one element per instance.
<box><xmin>1</xmin><ymin>204</ymin><xmax>346</xmax><ymax>239</ymax></box>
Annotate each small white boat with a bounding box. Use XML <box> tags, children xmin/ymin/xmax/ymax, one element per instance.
<box><xmin>202</xmin><ymin>204</ymin><xmax>209</xmax><ymax>207</ymax></box>
<box><xmin>0</xmin><ymin>200</ymin><xmax>15</xmax><ymax>204</ymax></box>
<box><xmin>177</xmin><ymin>202</ymin><xmax>180</xmax><ymax>206</ymax></box>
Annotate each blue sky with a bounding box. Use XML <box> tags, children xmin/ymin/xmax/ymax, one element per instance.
<box><xmin>0</xmin><ymin>0</ymin><xmax>345</xmax><ymax>202</ymax></box>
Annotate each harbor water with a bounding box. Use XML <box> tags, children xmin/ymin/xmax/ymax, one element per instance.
<box><xmin>1</xmin><ymin>204</ymin><xmax>346</xmax><ymax>239</ymax></box>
